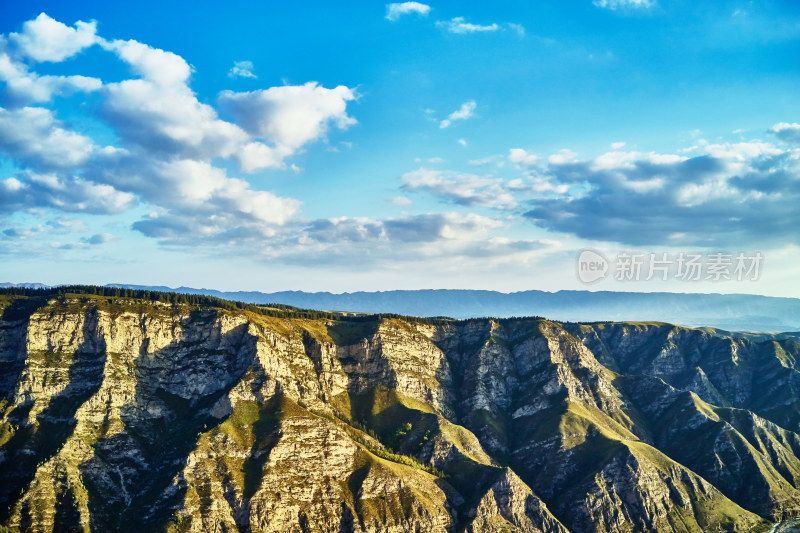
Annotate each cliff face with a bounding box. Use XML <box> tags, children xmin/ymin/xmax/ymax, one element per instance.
<box><xmin>1</xmin><ymin>295</ymin><xmax>798</xmax><ymax>532</ymax></box>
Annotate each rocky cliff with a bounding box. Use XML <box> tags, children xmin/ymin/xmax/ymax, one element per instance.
<box><xmin>1</xmin><ymin>289</ymin><xmax>799</xmax><ymax>532</ymax></box>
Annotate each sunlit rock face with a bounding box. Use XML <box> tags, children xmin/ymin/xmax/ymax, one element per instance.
<box><xmin>2</xmin><ymin>294</ymin><xmax>799</xmax><ymax>532</ymax></box>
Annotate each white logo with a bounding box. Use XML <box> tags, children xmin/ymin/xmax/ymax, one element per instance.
<box><xmin>577</xmin><ymin>249</ymin><xmax>609</xmax><ymax>283</ymax></box>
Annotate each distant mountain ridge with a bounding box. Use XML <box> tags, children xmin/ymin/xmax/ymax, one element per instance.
<box><xmin>5</xmin><ymin>282</ymin><xmax>798</xmax><ymax>332</ymax></box>
<box><xmin>100</xmin><ymin>284</ymin><xmax>800</xmax><ymax>333</ymax></box>
<box><xmin>0</xmin><ymin>283</ymin><xmax>48</xmax><ymax>289</ymax></box>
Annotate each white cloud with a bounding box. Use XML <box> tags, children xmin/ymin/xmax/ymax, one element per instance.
<box><xmin>0</xmin><ymin>39</ymin><xmax>101</xmax><ymax>106</ymax></box>
<box><xmin>701</xmin><ymin>141</ymin><xmax>781</xmax><ymax>162</ymax></box>
<box><xmin>437</xmin><ymin>17</ymin><xmax>500</xmax><ymax>34</ymax></box>
<box><xmin>9</xmin><ymin>13</ymin><xmax>97</xmax><ymax>62</ymax></box>
<box><xmin>402</xmin><ymin>153</ymin><xmax>576</xmax><ymax>209</ymax></box>
<box><xmin>440</xmin><ymin>100</ymin><xmax>476</xmax><ymax>128</ymax></box>
<box><xmin>97</xmin><ymin>38</ymin><xmax>354</xmax><ymax>173</ymax></box>
<box><xmin>304</xmin><ymin>212</ymin><xmax>503</xmax><ymax>248</ymax></box>
<box><xmin>0</xmin><ymin>177</ymin><xmax>25</xmax><ymax>193</ymax></box>
<box><xmin>524</xmin><ymin>140</ymin><xmax>800</xmax><ymax>246</ymax></box>
<box><xmin>770</xmin><ymin>122</ymin><xmax>800</xmax><ymax>144</ymax></box>
<box><xmin>101</xmin><ymin>38</ymin><xmax>192</xmax><ymax>86</ymax></box>
<box><xmin>88</xmin><ymin>155</ymin><xmax>300</xmax><ymax>227</ymax></box>
<box><xmin>385</xmin><ymin>212</ymin><xmax>503</xmax><ymax>241</ymax></box>
<box><xmin>228</xmin><ymin>60</ymin><xmax>257</xmax><ymax>79</ymax></box>
<box><xmin>0</xmin><ymin>14</ymin><xmax>376</xmax><ymax>254</ymax></box>
<box><xmin>548</xmin><ymin>149</ymin><xmax>579</xmax><ymax>165</ymax></box>
<box><xmin>0</xmin><ymin>106</ymin><xmax>95</xmax><ymax>169</ymax></box>
<box><xmin>509</xmin><ymin>148</ymin><xmax>539</xmax><ymax>167</ymax></box>
<box><xmin>458</xmin><ymin>138</ymin><xmax>467</xmax><ymax>146</ymax></box>
<box><xmin>593</xmin><ymin>0</ymin><xmax>655</xmax><ymax>10</ymax></box>
<box><xmin>101</xmin><ymin>76</ymin><xmax>253</xmax><ymax>162</ymax></box>
<box><xmin>390</xmin><ymin>196</ymin><xmax>413</xmax><ymax>206</ymax></box>
<box><xmin>128</xmin><ymin>209</ymin><xmax>552</xmax><ymax>267</ymax></box>
<box><xmin>386</xmin><ymin>2</ymin><xmax>431</xmax><ymax>21</ymax></box>
<box><xmin>98</xmin><ymin>37</ymin><xmax>263</xmax><ymax>169</ymax></box>
<box><xmin>527</xmin><ymin>178</ymin><xmax>570</xmax><ymax>195</ymax></box>
<box><xmin>218</xmin><ymin>82</ymin><xmax>357</xmax><ymax>151</ymax></box>
<box><xmin>272</xmin><ymin>212</ymin><xmax>554</xmax><ymax>267</ymax></box>
<box><xmin>591</xmin><ymin>150</ymin><xmax>685</xmax><ymax>170</ymax></box>
<box><xmin>401</xmin><ymin>134</ymin><xmax>799</xmax><ymax>249</ymax></box>
<box><xmin>401</xmin><ymin>168</ymin><xmax>517</xmax><ymax>209</ymax></box>
<box><xmin>610</xmin><ymin>141</ymin><xmax>626</xmax><ymax>149</ymax></box>
<box><xmin>234</xmin><ymin>142</ymin><xmax>288</xmax><ymax>173</ymax></box>
<box><xmin>0</xmin><ymin>172</ymin><xmax>136</xmax><ymax>214</ymax></box>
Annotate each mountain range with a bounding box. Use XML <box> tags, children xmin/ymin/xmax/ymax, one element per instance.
<box><xmin>2</xmin><ymin>286</ymin><xmax>800</xmax><ymax>531</ymax></box>
<box><xmin>103</xmin><ymin>284</ymin><xmax>800</xmax><ymax>333</ymax></box>
<box><xmin>6</xmin><ymin>283</ymin><xmax>799</xmax><ymax>333</ymax></box>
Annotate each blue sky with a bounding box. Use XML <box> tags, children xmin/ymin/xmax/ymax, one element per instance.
<box><xmin>0</xmin><ymin>0</ymin><xmax>798</xmax><ymax>296</ymax></box>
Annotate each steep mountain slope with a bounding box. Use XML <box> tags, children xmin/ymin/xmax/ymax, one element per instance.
<box><xmin>1</xmin><ymin>289</ymin><xmax>798</xmax><ymax>532</ymax></box>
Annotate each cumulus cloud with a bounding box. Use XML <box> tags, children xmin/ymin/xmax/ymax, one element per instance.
<box><xmin>440</xmin><ymin>100</ymin><xmax>476</xmax><ymax>128</ymax></box>
<box><xmin>132</xmin><ymin>186</ymin><xmax>299</xmax><ymax>242</ymax></box>
<box><xmin>126</xmin><ymin>206</ymin><xmax>554</xmax><ymax>268</ymax></box>
<box><xmin>0</xmin><ymin>37</ymin><xmax>101</xmax><ymax>106</ymax></box>
<box><xmin>383</xmin><ymin>212</ymin><xmax>502</xmax><ymax>242</ymax></box>
<box><xmin>100</xmin><ymin>75</ymin><xmax>252</xmax><ymax>162</ymax></box>
<box><xmin>509</xmin><ymin>148</ymin><xmax>539</xmax><ymax>167</ymax></box>
<box><xmin>0</xmin><ymin>172</ymin><xmax>136</xmax><ymax>214</ymax></box>
<box><xmin>523</xmin><ymin>142</ymin><xmax>800</xmax><ymax>246</ymax></box>
<box><xmin>95</xmin><ymin>39</ymin><xmax>356</xmax><ymax>174</ymax></box>
<box><xmin>386</xmin><ymin>2</ymin><xmax>431</xmax><ymax>21</ymax></box>
<box><xmin>100</xmin><ymin>38</ymin><xmax>190</xmax><ymax>86</ymax></box>
<box><xmin>0</xmin><ymin>106</ymin><xmax>95</xmax><ymax>169</ymax></box>
<box><xmin>401</xmin><ymin>168</ymin><xmax>517</xmax><ymax>209</ymax></box>
<box><xmin>548</xmin><ymin>149</ymin><xmax>579</xmax><ymax>165</ymax></box>
<box><xmin>9</xmin><ymin>13</ymin><xmax>97</xmax><ymax>62</ymax></box>
<box><xmin>86</xmin><ymin>155</ymin><xmax>301</xmax><ymax>233</ymax></box>
<box><xmin>404</xmin><ymin>132</ymin><xmax>800</xmax><ymax>249</ymax></box>
<box><xmin>0</xmin><ymin>13</ymin><xmax>548</xmax><ymax>267</ymax></box>
<box><xmin>0</xmin><ymin>13</ymin><xmax>361</xmax><ymax>250</ymax></box>
<box><xmin>437</xmin><ymin>17</ymin><xmax>500</xmax><ymax>34</ymax></box>
<box><xmin>228</xmin><ymin>60</ymin><xmax>257</xmax><ymax>79</ymax></box>
<box><xmin>95</xmin><ymin>37</ymin><xmax>277</xmax><ymax>172</ymax></box>
<box><xmin>593</xmin><ymin>0</ymin><xmax>655</xmax><ymax>10</ymax></box>
<box><xmin>770</xmin><ymin>122</ymin><xmax>800</xmax><ymax>144</ymax></box>
<box><xmin>218</xmin><ymin>83</ymin><xmax>357</xmax><ymax>151</ymax></box>
<box><xmin>269</xmin><ymin>212</ymin><xmax>550</xmax><ymax>267</ymax></box>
